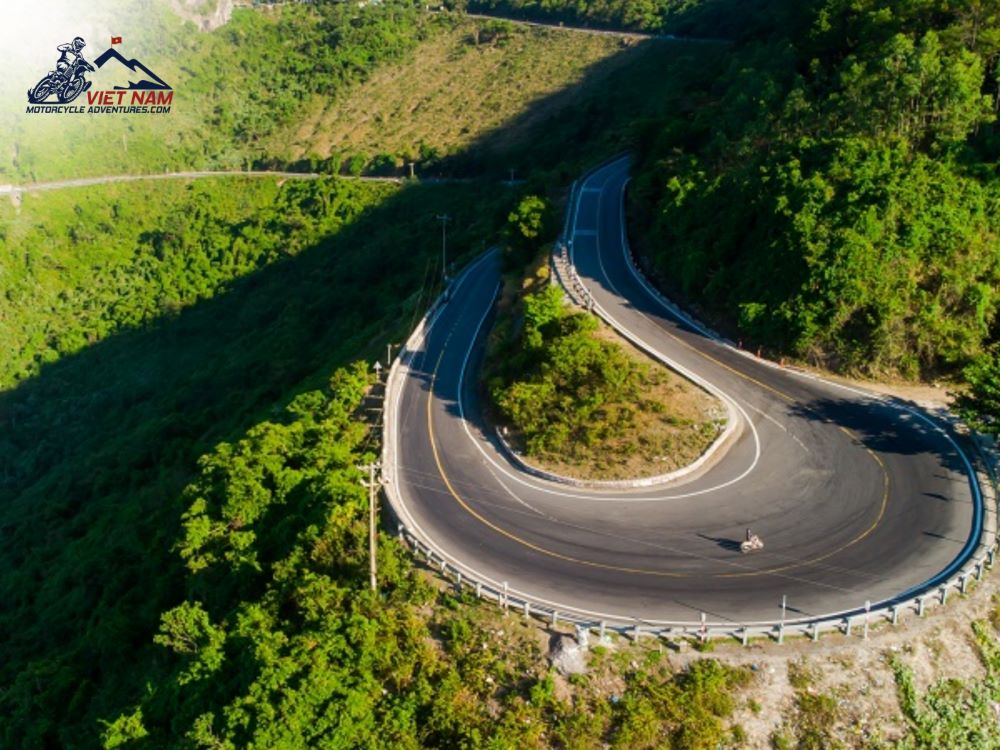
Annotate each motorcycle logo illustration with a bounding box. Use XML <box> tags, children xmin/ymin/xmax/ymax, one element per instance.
<box><xmin>28</xmin><ymin>37</ymin><xmax>95</xmax><ymax>104</ymax></box>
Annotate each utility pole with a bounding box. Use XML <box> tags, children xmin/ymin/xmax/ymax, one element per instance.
<box><xmin>436</xmin><ymin>214</ymin><xmax>450</xmax><ymax>283</ymax></box>
<box><xmin>359</xmin><ymin>461</ymin><xmax>382</xmax><ymax>592</ymax></box>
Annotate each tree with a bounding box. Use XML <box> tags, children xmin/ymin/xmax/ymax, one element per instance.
<box><xmin>153</xmin><ymin>601</ymin><xmax>227</xmax><ymax>685</ymax></box>
<box><xmin>957</xmin><ymin>348</ymin><xmax>1000</xmax><ymax>435</ymax></box>
<box><xmin>505</xmin><ymin>195</ymin><xmax>550</xmax><ymax>267</ymax></box>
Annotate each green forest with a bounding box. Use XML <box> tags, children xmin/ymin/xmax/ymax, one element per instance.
<box><xmin>630</xmin><ymin>0</ymin><xmax>1000</xmax><ymax>381</ymax></box>
<box><xmin>4</xmin><ymin>0</ymin><xmax>1000</xmax><ymax>746</ymax></box>
<box><xmin>0</xmin><ymin>175</ymin><xmax>516</xmax><ymax>747</ymax></box>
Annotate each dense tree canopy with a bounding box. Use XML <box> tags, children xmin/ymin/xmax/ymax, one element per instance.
<box><xmin>632</xmin><ymin>0</ymin><xmax>1000</xmax><ymax>377</ymax></box>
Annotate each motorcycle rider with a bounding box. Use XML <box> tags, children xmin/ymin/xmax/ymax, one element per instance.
<box><xmin>54</xmin><ymin>37</ymin><xmax>88</xmax><ymax>79</ymax></box>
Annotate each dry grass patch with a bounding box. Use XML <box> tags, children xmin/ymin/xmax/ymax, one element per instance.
<box><xmin>276</xmin><ymin>20</ymin><xmax>637</xmax><ymax>165</ymax></box>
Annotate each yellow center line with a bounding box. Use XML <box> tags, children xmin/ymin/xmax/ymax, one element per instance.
<box><xmin>425</xmin><ymin>320</ymin><xmax>893</xmax><ymax>579</ymax></box>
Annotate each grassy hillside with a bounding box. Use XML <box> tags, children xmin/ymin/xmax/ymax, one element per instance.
<box><xmin>278</xmin><ymin>16</ymin><xmax>728</xmax><ymax>182</ymax></box>
<box><xmin>279</xmin><ymin>19</ymin><xmax>631</xmax><ymax>168</ymax></box>
<box><xmin>3</xmin><ymin>3</ymin><xmax>725</xmax><ymax>184</ymax></box>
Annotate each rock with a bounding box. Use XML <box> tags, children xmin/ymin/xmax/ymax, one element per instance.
<box><xmin>550</xmin><ymin>635</ymin><xmax>588</xmax><ymax>676</ymax></box>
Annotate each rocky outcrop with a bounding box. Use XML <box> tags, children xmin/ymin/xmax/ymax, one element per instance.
<box><xmin>169</xmin><ymin>0</ymin><xmax>237</xmax><ymax>32</ymax></box>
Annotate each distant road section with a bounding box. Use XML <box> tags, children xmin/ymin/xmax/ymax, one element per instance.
<box><xmin>459</xmin><ymin>10</ymin><xmax>732</xmax><ymax>44</ymax></box>
<box><xmin>5</xmin><ymin>171</ymin><xmax>402</xmax><ymax>194</ymax></box>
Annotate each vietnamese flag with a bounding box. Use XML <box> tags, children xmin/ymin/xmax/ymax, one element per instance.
<box><xmin>111</xmin><ymin>36</ymin><xmax>122</xmax><ymax>45</ymax></box>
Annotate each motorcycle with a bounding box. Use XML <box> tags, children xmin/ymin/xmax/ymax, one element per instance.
<box><xmin>740</xmin><ymin>534</ymin><xmax>764</xmax><ymax>554</ymax></box>
<box><xmin>28</xmin><ymin>58</ymin><xmax>95</xmax><ymax>104</ymax></box>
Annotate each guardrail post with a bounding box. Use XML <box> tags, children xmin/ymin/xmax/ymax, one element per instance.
<box><xmin>741</xmin><ymin>627</ymin><xmax>749</xmax><ymax>647</ymax></box>
<box><xmin>523</xmin><ymin>601</ymin><xmax>530</xmax><ymax>617</ymax></box>
<box><xmin>863</xmin><ymin>601</ymin><xmax>871</xmax><ymax>640</ymax></box>
<box><xmin>844</xmin><ymin>617</ymin><xmax>852</xmax><ymax>637</ymax></box>
<box><xmin>777</xmin><ymin>623</ymin><xmax>785</xmax><ymax>644</ymax></box>
<box><xmin>961</xmin><ymin>574</ymin><xmax>969</xmax><ymax>594</ymax></box>
<box><xmin>976</xmin><ymin>561</ymin><xmax>984</xmax><ymax>581</ymax></box>
<box><xmin>811</xmin><ymin>622</ymin><xmax>819</xmax><ymax>642</ymax></box>
<box><xmin>633</xmin><ymin>621</ymin><xmax>641</xmax><ymax>642</ymax></box>
<box><xmin>891</xmin><ymin>605</ymin><xmax>899</xmax><ymax>626</ymax></box>
<box><xmin>988</xmin><ymin>548</ymin><xmax>995</xmax><ymax>567</ymax></box>
<box><xmin>918</xmin><ymin>596</ymin><xmax>926</xmax><ymax>617</ymax></box>
<box><xmin>398</xmin><ymin>524</ymin><xmax>406</xmax><ymax>541</ymax></box>
<box><xmin>940</xmin><ymin>586</ymin><xmax>948</xmax><ymax>605</ymax></box>
<box><xmin>700</xmin><ymin>613</ymin><xmax>707</xmax><ymax>644</ymax></box>
<box><xmin>475</xmin><ymin>582</ymin><xmax>482</xmax><ymax>599</ymax></box>
<box><xmin>502</xmin><ymin>581</ymin><xmax>509</xmax><ymax>610</ymax></box>
<box><xmin>551</xmin><ymin>610</ymin><xmax>559</xmax><ymax>626</ymax></box>
<box><xmin>455</xmin><ymin>572</ymin><xmax>462</xmax><ymax>590</ymax></box>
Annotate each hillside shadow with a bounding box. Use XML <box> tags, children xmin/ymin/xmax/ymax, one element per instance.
<box><xmin>786</xmin><ymin>396</ymin><xmax>972</xmax><ymax>479</ymax></box>
<box><xmin>0</xmin><ymin>30</ymin><xmax>735</xmax><ymax>746</ymax></box>
<box><xmin>435</xmin><ymin>34</ymin><xmax>728</xmax><ymax>181</ymax></box>
<box><xmin>0</xmin><ymin>178</ymin><xmax>510</xmax><ymax>746</ymax></box>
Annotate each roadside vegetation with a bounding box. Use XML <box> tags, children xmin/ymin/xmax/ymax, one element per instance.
<box><xmin>96</xmin><ymin>368</ymin><xmax>751</xmax><ymax>748</ymax></box>
<box><xmin>483</xmin><ymin>199</ymin><xmax>722</xmax><ymax>481</ymax></box>
<box><xmin>888</xmin><ymin>610</ymin><xmax>1000</xmax><ymax>750</ymax></box>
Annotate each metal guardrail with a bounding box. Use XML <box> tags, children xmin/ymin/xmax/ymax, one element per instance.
<box><xmin>378</xmin><ymin>160</ymin><xmax>1000</xmax><ymax>645</ymax></box>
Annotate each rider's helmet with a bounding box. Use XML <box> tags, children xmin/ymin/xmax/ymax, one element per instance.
<box><xmin>72</xmin><ymin>37</ymin><xmax>86</xmax><ymax>52</ymax></box>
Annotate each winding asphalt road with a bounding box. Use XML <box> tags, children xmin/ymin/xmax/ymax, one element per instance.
<box><xmin>389</xmin><ymin>157</ymin><xmax>981</xmax><ymax>626</ymax></box>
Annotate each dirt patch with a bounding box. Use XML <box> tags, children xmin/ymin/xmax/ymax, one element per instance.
<box><xmin>658</xmin><ymin>572</ymin><xmax>1000</xmax><ymax>748</ymax></box>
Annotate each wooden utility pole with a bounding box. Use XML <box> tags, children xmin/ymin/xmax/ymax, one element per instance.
<box><xmin>436</xmin><ymin>214</ymin><xmax>450</xmax><ymax>283</ymax></box>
